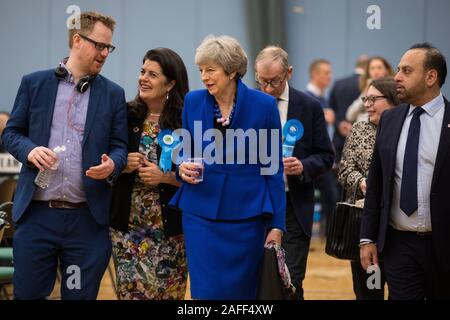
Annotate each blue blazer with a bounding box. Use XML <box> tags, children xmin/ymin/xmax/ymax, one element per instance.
<box><xmin>170</xmin><ymin>79</ymin><xmax>286</xmax><ymax>230</ymax></box>
<box><xmin>2</xmin><ymin>69</ymin><xmax>128</xmax><ymax>225</ymax></box>
<box><xmin>287</xmin><ymin>87</ymin><xmax>335</xmax><ymax>237</ymax></box>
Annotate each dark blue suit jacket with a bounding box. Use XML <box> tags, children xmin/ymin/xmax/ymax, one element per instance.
<box><xmin>2</xmin><ymin>69</ymin><xmax>128</xmax><ymax>225</ymax></box>
<box><xmin>329</xmin><ymin>74</ymin><xmax>361</xmax><ymax>162</ymax></box>
<box><xmin>305</xmin><ymin>89</ymin><xmax>327</xmax><ymax>109</ymax></box>
<box><xmin>170</xmin><ymin>79</ymin><xmax>286</xmax><ymax>230</ymax></box>
<box><xmin>361</xmin><ymin>98</ymin><xmax>450</xmax><ymax>267</ymax></box>
<box><xmin>287</xmin><ymin>87</ymin><xmax>335</xmax><ymax>237</ymax></box>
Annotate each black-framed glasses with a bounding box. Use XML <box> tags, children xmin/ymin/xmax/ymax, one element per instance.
<box><xmin>78</xmin><ymin>34</ymin><xmax>116</xmax><ymax>53</ymax></box>
<box><xmin>361</xmin><ymin>95</ymin><xmax>386</xmax><ymax>105</ymax></box>
<box><xmin>255</xmin><ymin>73</ymin><xmax>287</xmax><ymax>88</ymax></box>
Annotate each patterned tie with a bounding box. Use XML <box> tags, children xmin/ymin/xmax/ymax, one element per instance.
<box><xmin>400</xmin><ymin>107</ymin><xmax>425</xmax><ymax>216</ymax></box>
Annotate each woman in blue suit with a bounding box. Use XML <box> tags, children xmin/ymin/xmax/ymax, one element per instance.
<box><xmin>171</xmin><ymin>35</ymin><xmax>286</xmax><ymax>299</ymax></box>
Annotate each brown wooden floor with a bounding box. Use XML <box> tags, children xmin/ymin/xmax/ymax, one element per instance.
<box><xmin>303</xmin><ymin>238</ymin><xmax>355</xmax><ymax>299</ymax></box>
<box><xmin>65</xmin><ymin>236</ymin><xmax>356</xmax><ymax>300</ymax></box>
<box><xmin>2</xmin><ymin>236</ymin><xmax>358</xmax><ymax>300</ymax></box>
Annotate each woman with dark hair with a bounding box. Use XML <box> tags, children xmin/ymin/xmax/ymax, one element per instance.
<box><xmin>338</xmin><ymin>76</ymin><xmax>400</xmax><ymax>300</ymax></box>
<box><xmin>109</xmin><ymin>48</ymin><xmax>189</xmax><ymax>300</ymax></box>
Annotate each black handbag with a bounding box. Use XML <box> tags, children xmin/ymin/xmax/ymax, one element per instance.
<box><xmin>325</xmin><ymin>178</ymin><xmax>364</xmax><ymax>261</ymax></box>
<box><xmin>161</xmin><ymin>205</ymin><xmax>183</xmax><ymax>238</ymax></box>
<box><xmin>257</xmin><ymin>244</ymin><xmax>296</xmax><ymax>300</ymax></box>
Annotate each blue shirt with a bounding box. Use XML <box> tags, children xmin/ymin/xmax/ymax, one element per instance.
<box><xmin>33</xmin><ymin>64</ymin><xmax>89</xmax><ymax>202</ymax></box>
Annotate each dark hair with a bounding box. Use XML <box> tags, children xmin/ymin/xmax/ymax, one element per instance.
<box><xmin>128</xmin><ymin>48</ymin><xmax>189</xmax><ymax>130</ymax></box>
<box><xmin>409</xmin><ymin>42</ymin><xmax>447</xmax><ymax>87</ymax></box>
<box><xmin>359</xmin><ymin>56</ymin><xmax>394</xmax><ymax>91</ymax></box>
<box><xmin>355</xmin><ymin>55</ymin><xmax>369</xmax><ymax>70</ymax></box>
<box><xmin>369</xmin><ymin>76</ymin><xmax>400</xmax><ymax>107</ymax></box>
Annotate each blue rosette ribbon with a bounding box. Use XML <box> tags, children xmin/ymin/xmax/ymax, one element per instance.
<box><xmin>282</xmin><ymin>119</ymin><xmax>304</xmax><ymax>157</ymax></box>
<box><xmin>157</xmin><ymin>129</ymin><xmax>180</xmax><ymax>173</ymax></box>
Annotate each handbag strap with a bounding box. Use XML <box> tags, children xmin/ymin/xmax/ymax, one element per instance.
<box><xmin>340</xmin><ymin>176</ymin><xmax>364</xmax><ymax>204</ymax></box>
<box><xmin>350</xmin><ymin>176</ymin><xmax>365</xmax><ymax>204</ymax></box>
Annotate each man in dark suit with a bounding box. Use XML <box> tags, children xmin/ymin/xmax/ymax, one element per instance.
<box><xmin>360</xmin><ymin>43</ymin><xmax>449</xmax><ymax>299</ymax></box>
<box><xmin>255</xmin><ymin>46</ymin><xmax>334</xmax><ymax>299</ymax></box>
<box><xmin>305</xmin><ymin>59</ymin><xmax>338</xmax><ymax>238</ymax></box>
<box><xmin>329</xmin><ymin>57</ymin><xmax>367</xmax><ymax>164</ymax></box>
<box><xmin>2</xmin><ymin>12</ymin><xmax>128</xmax><ymax>299</ymax></box>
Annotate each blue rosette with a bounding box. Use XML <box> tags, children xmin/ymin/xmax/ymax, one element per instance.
<box><xmin>282</xmin><ymin>119</ymin><xmax>304</xmax><ymax>157</ymax></box>
<box><xmin>157</xmin><ymin>129</ymin><xmax>180</xmax><ymax>173</ymax></box>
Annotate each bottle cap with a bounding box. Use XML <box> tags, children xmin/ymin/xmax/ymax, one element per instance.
<box><xmin>53</xmin><ymin>145</ymin><xmax>66</xmax><ymax>153</ymax></box>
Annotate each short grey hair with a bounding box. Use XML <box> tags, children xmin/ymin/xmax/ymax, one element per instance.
<box><xmin>255</xmin><ymin>46</ymin><xmax>290</xmax><ymax>73</ymax></box>
<box><xmin>195</xmin><ymin>35</ymin><xmax>248</xmax><ymax>78</ymax></box>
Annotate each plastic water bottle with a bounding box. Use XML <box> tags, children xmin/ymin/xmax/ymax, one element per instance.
<box><xmin>34</xmin><ymin>145</ymin><xmax>66</xmax><ymax>189</ymax></box>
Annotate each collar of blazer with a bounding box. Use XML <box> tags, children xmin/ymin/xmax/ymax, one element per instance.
<box><xmin>286</xmin><ymin>86</ymin><xmax>306</xmax><ymax>121</ymax></box>
<box><xmin>203</xmin><ymin>78</ymin><xmax>247</xmax><ymax>129</ymax></box>
<box><xmin>81</xmin><ymin>75</ymin><xmax>103</xmax><ymax>147</ymax></box>
<box><xmin>383</xmin><ymin>99</ymin><xmax>450</xmax><ymax>191</ymax></box>
<box><xmin>431</xmin><ymin>97</ymin><xmax>450</xmax><ymax>189</ymax></box>
<box><xmin>41</xmin><ymin>71</ymin><xmax>103</xmax><ymax>148</ymax></box>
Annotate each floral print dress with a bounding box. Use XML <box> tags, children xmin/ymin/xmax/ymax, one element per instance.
<box><xmin>110</xmin><ymin>120</ymin><xmax>187</xmax><ymax>300</ymax></box>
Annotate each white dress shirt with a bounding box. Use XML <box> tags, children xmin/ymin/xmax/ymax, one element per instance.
<box><xmin>390</xmin><ymin>93</ymin><xmax>445</xmax><ymax>232</ymax></box>
<box><xmin>277</xmin><ymin>84</ymin><xmax>289</xmax><ymax>192</ymax></box>
<box><xmin>306</xmin><ymin>83</ymin><xmax>322</xmax><ymax>98</ymax></box>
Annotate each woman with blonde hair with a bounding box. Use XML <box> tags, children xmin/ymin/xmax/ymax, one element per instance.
<box><xmin>346</xmin><ymin>56</ymin><xmax>394</xmax><ymax>123</ymax></box>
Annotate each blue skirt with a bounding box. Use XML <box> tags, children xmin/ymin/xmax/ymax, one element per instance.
<box><xmin>183</xmin><ymin>212</ymin><xmax>267</xmax><ymax>299</ymax></box>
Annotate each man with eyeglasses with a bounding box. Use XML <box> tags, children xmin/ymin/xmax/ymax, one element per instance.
<box><xmin>2</xmin><ymin>11</ymin><xmax>127</xmax><ymax>299</ymax></box>
<box><xmin>255</xmin><ymin>46</ymin><xmax>334</xmax><ymax>299</ymax></box>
